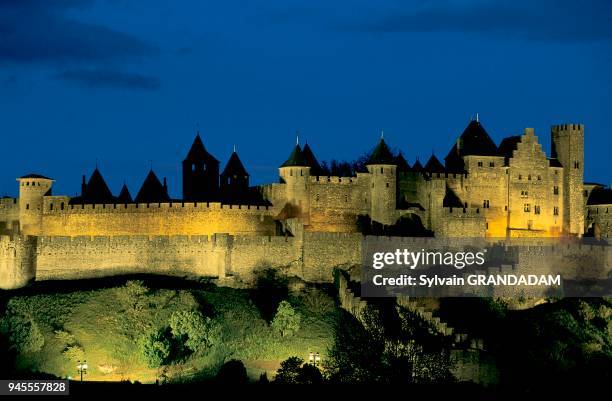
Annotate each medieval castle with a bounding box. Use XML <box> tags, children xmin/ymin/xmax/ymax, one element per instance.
<box><xmin>1</xmin><ymin>119</ymin><xmax>611</xmax><ymax>290</ymax></box>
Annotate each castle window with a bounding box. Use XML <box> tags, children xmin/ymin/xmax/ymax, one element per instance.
<box><xmin>574</xmin><ymin>161</ymin><xmax>580</xmax><ymax>169</ymax></box>
<box><xmin>381</xmin><ymin>167</ymin><xmax>384</xmax><ymax>174</ymax></box>
<box><xmin>521</xmin><ymin>190</ymin><xmax>528</xmax><ymax>197</ymax></box>
<box><xmin>290</xmin><ymin>170</ymin><xmax>293</xmax><ymax>177</ymax></box>
<box><xmin>26</xmin><ymin>203</ymin><xmax>29</xmax><ymax>210</ymax></box>
<box><xmin>504</xmin><ymin>205</ymin><xmax>508</xmax><ymax>211</ymax></box>
<box><xmin>489</xmin><ymin>162</ymin><xmax>494</xmax><ymax>167</ymax></box>
<box><xmin>26</xmin><ymin>182</ymin><xmax>29</xmax><ymax>186</ymax></box>
<box><xmin>345</xmin><ymin>194</ymin><xmax>348</xmax><ymax>202</ymax></box>
<box><xmin>528</xmin><ymin>175</ymin><xmax>532</xmax><ymax>180</ymax></box>
<box><xmin>553</xmin><ymin>206</ymin><xmax>559</xmax><ymax>216</ymax></box>
<box><xmin>49</xmin><ymin>203</ymin><xmax>53</xmax><ymax>210</ymax></box>
<box><xmin>300</xmin><ymin>170</ymin><xmax>303</xmax><ymax>176</ymax></box>
<box><xmin>316</xmin><ymin>194</ymin><xmax>320</xmax><ymax>202</ymax></box>
<box><xmin>386</xmin><ymin>182</ymin><xmax>389</xmax><ymax>188</ymax></box>
<box><xmin>518</xmin><ymin>174</ymin><xmax>522</xmax><ymax>180</ymax></box>
<box><xmin>584</xmin><ymin>190</ymin><xmax>588</xmax><ymax>197</ymax></box>
<box><xmin>478</xmin><ymin>161</ymin><xmax>483</xmax><ymax>167</ymax></box>
<box><xmin>524</xmin><ymin>204</ymin><xmax>530</xmax><ymax>213</ymax></box>
<box><xmin>483</xmin><ymin>200</ymin><xmax>490</xmax><ymax>208</ymax></box>
<box><xmin>537</xmin><ymin>175</ymin><xmax>541</xmax><ymax>180</ymax></box>
<box><xmin>534</xmin><ymin>205</ymin><xmax>541</xmax><ymax>215</ymax></box>
<box><xmin>553</xmin><ymin>186</ymin><xmax>559</xmax><ymax>195</ymax></box>
<box><xmin>60</xmin><ymin>202</ymin><xmax>64</xmax><ymax>210</ymax></box>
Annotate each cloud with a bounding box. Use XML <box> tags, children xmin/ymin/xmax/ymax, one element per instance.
<box><xmin>340</xmin><ymin>0</ymin><xmax>612</xmax><ymax>43</ymax></box>
<box><xmin>53</xmin><ymin>69</ymin><xmax>160</xmax><ymax>90</ymax></box>
<box><xmin>0</xmin><ymin>0</ymin><xmax>157</xmax><ymax>65</ymax></box>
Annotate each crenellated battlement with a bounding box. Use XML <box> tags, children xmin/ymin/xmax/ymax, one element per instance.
<box><xmin>42</xmin><ymin>200</ymin><xmax>272</xmax><ymax>214</ymax></box>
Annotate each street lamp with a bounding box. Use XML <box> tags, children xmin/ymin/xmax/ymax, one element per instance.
<box><xmin>308</xmin><ymin>352</ymin><xmax>321</xmax><ymax>367</ymax></box>
<box><xmin>76</xmin><ymin>360</ymin><xmax>88</xmax><ymax>382</ymax></box>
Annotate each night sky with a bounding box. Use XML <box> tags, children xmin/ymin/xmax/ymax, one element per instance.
<box><xmin>1</xmin><ymin>0</ymin><xmax>611</xmax><ymax>198</ymax></box>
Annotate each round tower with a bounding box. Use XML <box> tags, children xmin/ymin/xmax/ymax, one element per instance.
<box><xmin>17</xmin><ymin>174</ymin><xmax>54</xmax><ymax>235</ymax></box>
<box><xmin>366</xmin><ymin>137</ymin><xmax>397</xmax><ymax>225</ymax></box>
<box><xmin>279</xmin><ymin>144</ymin><xmax>311</xmax><ymax>224</ymax></box>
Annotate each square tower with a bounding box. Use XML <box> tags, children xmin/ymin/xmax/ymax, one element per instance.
<box><xmin>551</xmin><ymin>124</ymin><xmax>584</xmax><ymax>236</ymax></box>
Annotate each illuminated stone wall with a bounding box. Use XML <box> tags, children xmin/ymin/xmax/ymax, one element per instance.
<box><xmin>0</xmin><ymin>235</ymin><xmax>36</xmax><ymax>290</ymax></box>
<box><xmin>39</xmin><ymin>200</ymin><xmax>278</xmax><ymax>237</ymax></box>
<box><xmin>587</xmin><ymin>204</ymin><xmax>612</xmax><ymax>238</ymax></box>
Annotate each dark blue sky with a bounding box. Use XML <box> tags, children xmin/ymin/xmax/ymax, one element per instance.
<box><xmin>1</xmin><ymin>0</ymin><xmax>611</xmax><ymax>198</ymax></box>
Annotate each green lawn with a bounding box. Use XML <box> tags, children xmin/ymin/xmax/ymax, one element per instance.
<box><xmin>0</xmin><ymin>276</ymin><xmax>337</xmax><ymax>383</ymax></box>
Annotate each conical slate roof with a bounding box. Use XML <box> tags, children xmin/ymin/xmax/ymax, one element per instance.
<box><xmin>425</xmin><ymin>154</ymin><xmax>445</xmax><ymax>173</ymax></box>
<box><xmin>281</xmin><ymin>144</ymin><xmax>307</xmax><ymax>167</ymax></box>
<box><xmin>222</xmin><ymin>151</ymin><xmax>249</xmax><ymax>177</ymax></box>
<box><xmin>446</xmin><ymin>120</ymin><xmax>498</xmax><ymax>159</ymax></box>
<box><xmin>411</xmin><ymin>159</ymin><xmax>424</xmax><ymax>173</ymax></box>
<box><xmin>83</xmin><ymin>168</ymin><xmax>116</xmax><ymax>203</ymax></box>
<box><xmin>367</xmin><ymin>138</ymin><xmax>396</xmax><ymax>165</ymax></box>
<box><xmin>117</xmin><ymin>183</ymin><xmax>133</xmax><ymax>203</ymax></box>
<box><xmin>395</xmin><ymin>152</ymin><xmax>411</xmax><ymax>173</ymax></box>
<box><xmin>183</xmin><ymin>133</ymin><xmax>219</xmax><ymax>164</ymax></box>
<box><xmin>301</xmin><ymin>143</ymin><xmax>322</xmax><ymax>174</ymax></box>
<box><xmin>135</xmin><ymin>170</ymin><xmax>170</xmax><ymax>203</ymax></box>
<box><xmin>20</xmin><ymin>173</ymin><xmax>52</xmax><ymax>180</ymax></box>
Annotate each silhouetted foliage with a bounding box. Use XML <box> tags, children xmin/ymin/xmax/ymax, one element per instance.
<box><xmin>252</xmin><ymin>268</ymin><xmax>289</xmax><ymax>321</ymax></box>
<box><xmin>273</xmin><ymin>357</ymin><xmax>324</xmax><ymax>384</ymax></box>
<box><xmin>216</xmin><ymin>359</ymin><xmax>249</xmax><ymax>384</ymax></box>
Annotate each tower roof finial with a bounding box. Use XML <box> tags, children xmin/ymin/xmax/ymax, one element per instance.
<box><xmin>296</xmin><ymin>131</ymin><xmax>299</xmax><ymax>146</ymax></box>
<box><xmin>233</xmin><ymin>144</ymin><xmax>236</xmax><ymax>153</ymax></box>
<box><xmin>476</xmin><ymin>112</ymin><xmax>479</xmax><ymax>123</ymax></box>
<box><xmin>381</xmin><ymin>129</ymin><xmax>384</xmax><ymax>139</ymax></box>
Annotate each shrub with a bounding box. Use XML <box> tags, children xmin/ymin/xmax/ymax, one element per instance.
<box><xmin>271</xmin><ymin>301</ymin><xmax>301</xmax><ymax>337</ymax></box>
<box><xmin>169</xmin><ymin>310</ymin><xmax>220</xmax><ymax>353</ymax></box>
<box><xmin>54</xmin><ymin>330</ymin><xmax>77</xmax><ymax>347</ymax></box>
<box><xmin>216</xmin><ymin>359</ymin><xmax>248</xmax><ymax>384</ymax></box>
<box><xmin>301</xmin><ymin>288</ymin><xmax>334</xmax><ymax>316</ymax></box>
<box><xmin>138</xmin><ymin>328</ymin><xmax>171</xmax><ymax>368</ymax></box>
<box><xmin>273</xmin><ymin>357</ymin><xmax>324</xmax><ymax>384</ymax></box>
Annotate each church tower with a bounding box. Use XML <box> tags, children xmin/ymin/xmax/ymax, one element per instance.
<box><xmin>182</xmin><ymin>133</ymin><xmax>220</xmax><ymax>201</ymax></box>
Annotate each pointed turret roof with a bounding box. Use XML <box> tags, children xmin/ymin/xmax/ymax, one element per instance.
<box><xmin>281</xmin><ymin>144</ymin><xmax>307</xmax><ymax>167</ymax></box>
<box><xmin>183</xmin><ymin>133</ymin><xmax>219</xmax><ymax>164</ymax></box>
<box><xmin>445</xmin><ymin>120</ymin><xmax>498</xmax><ymax>160</ymax></box>
<box><xmin>425</xmin><ymin>154</ymin><xmax>445</xmax><ymax>173</ymax></box>
<box><xmin>301</xmin><ymin>143</ymin><xmax>322</xmax><ymax>174</ymax></box>
<box><xmin>83</xmin><ymin>168</ymin><xmax>116</xmax><ymax>203</ymax></box>
<box><xmin>411</xmin><ymin>159</ymin><xmax>424</xmax><ymax>173</ymax></box>
<box><xmin>367</xmin><ymin>138</ymin><xmax>396</xmax><ymax>165</ymax></box>
<box><xmin>118</xmin><ymin>183</ymin><xmax>133</xmax><ymax>203</ymax></box>
<box><xmin>135</xmin><ymin>170</ymin><xmax>170</xmax><ymax>203</ymax></box>
<box><xmin>395</xmin><ymin>152</ymin><xmax>411</xmax><ymax>173</ymax></box>
<box><xmin>222</xmin><ymin>151</ymin><xmax>249</xmax><ymax>177</ymax></box>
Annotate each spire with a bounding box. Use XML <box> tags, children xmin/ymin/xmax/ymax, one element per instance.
<box><xmin>183</xmin><ymin>132</ymin><xmax>219</xmax><ymax>164</ymax></box>
<box><xmin>118</xmin><ymin>183</ymin><xmax>133</xmax><ymax>203</ymax></box>
<box><xmin>222</xmin><ymin>150</ymin><xmax>249</xmax><ymax>177</ymax></box>
<box><xmin>301</xmin><ymin>142</ymin><xmax>322</xmax><ymax>175</ymax></box>
<box><xmin>135</xmin><ymin>170</ymin><xmax>170</xmax><ymax>203</ymax></box>
<box><xmin>280</xmin><ymin>143</ymin><xmax>307</xmax><ymax>167</ymax></box>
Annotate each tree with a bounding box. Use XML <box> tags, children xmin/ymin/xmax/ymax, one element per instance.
<box><xmin>1</xmin><ymin>316</ymin><xmax>44</xmax><ymax>354</ymax></box>
<box><xmin>273</xmin><ymin>357</ymin><xmax>324</xmax><ymax>384</ymax></box>
<box><xmin>216</xmin><ymin>359</ymin><xmax>249</xmax><ymax>384</ymax></box>
<box><xmin>273</xmin><ymin>357</ymin><xmax>303</xmax><ymax>383</ymax></box>
<box><xmin>169</xmin><ymin>310</ymin><xmax>220</xmax><ymax>353</ymax></box>
<box><xmin>138</xmin><ymin>328</ymin><xmax>171</xmax><ymax>368</ymax></box>
<box><xmin>271</xmin><ymin>301</ymin><xmax>301</xmax><ymax>337</ymax></box>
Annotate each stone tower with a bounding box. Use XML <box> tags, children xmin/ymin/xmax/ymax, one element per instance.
<box><xmin>17</xmin><ymin>174</ymin><xmax>53</xmax><ymax>235</ymax></box>
<box><xmin>366</xmin><ymin>137</ymin><xmax>397</xmax><ymax>225</ymax></box>
<box><xmin>551</xmin><ymin>123</ymin><xmax>585</xmax><ymax>236</ymax></box>
<box><xmin>279</xmin><ymin>143</ymin><xmax>311</xmax><ymax>224</ymax></box>
<box><xmin>183</xmin><ymin>133</ymin><xmax>220</xmax><ymax>201</ymax></box>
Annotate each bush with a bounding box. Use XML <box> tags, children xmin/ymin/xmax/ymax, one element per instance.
<box><xmin>216</xmin><ymin>359</ymin><xmax>249</xmax><ymax>384</ymax></box>
<box><xmin>54</xmin><ymin>330</ymin><xmax>76</xmax><ymax>347</ymax></box>
<box><xmin>301</xmin><ymin>288</ymin><xmax>334</xmax><ymax>316</ymax></box>
<box><xmin>138</xmin><ymin>328</ymin><xmax>171</xmax><ymax>368</ymax></box>
<box><xmin>271</xmin><ymin>301</ymin><xmax>301</xmax><ymax>337</ymax></box>
<box><xmin>273</xmin><ymin>357</ymin><xmax>324</xmax><ymax>384</ymax></box>
<box><xmin>169</xmin><ymin>310</ymin><xmax>220</xmax><ymax>353</ymax></box>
